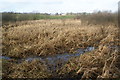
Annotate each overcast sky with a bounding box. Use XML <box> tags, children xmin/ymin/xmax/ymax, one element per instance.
<box><xmin>0</xmin><ymin>0</ymin><xmax>119</xmax><ymax>13</ymax></box>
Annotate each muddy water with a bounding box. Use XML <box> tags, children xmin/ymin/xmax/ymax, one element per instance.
<box><xmin>1</xmin><ymin>47</ymin><xmax>95</xmax><ymax>72</ymax></box>
<box><xmin>0</xmin><ymin>56</ymin><xmax>10</xmax><ymax>60</ymax></box>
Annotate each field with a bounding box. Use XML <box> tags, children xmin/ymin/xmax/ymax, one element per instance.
<box><xmin>1</xmin><ymin>19</ymin><xmax>120</xmax><ymax>78</ymax></box>
<box><xmin>2</xmin><ymin>13</ymin><xmax>76</xmax><ymax>24</ymax></box>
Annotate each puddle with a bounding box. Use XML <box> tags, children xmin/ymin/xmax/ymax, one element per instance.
<box><xmin>0</xmin><ymin>56</ymin><xmax>11</xmax><ymax>60</ymax></box>
<box><xmin>1</xmin><ymin>47</ymin><xmax>95</xmax><ymax>72</ymax></box>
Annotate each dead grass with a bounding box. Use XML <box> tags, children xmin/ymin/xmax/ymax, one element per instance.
<box><xmin>2</xmin><ymin>19</ymin><xmax>117</xmax><ymax>58</ymax></box>
<box><xmin>57</xmin><ymin>45</ymin><xmax>120</xmax><ymax>78</ymax></box>
<box><xmin>2</xmin><ymin>19</ymin><xmax>120</xmax><ymax>78</ymax></box>
<box><xmin>2</xmin><ymin>59</ymin><xmax>52</xmax><ymax>78</ymax></box>
<box><xmin>56</xmin><ymin>28</ymin><xmax>120</xmax><ymax>78</ymax></box>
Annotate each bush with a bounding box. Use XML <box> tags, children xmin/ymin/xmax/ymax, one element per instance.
<box><xmin>76</xmin><ymin>11</ymin><xmax>117</xmax><ymax>26</ymax></box>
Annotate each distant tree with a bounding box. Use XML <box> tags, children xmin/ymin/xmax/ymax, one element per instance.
<box><xmin>55</xmin><ymin>13</ymin><xmax>59</xmax><ymax>15</ymax></box>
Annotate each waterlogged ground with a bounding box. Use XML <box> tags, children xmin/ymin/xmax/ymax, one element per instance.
<box><xmin>1</xmin><ymin>47</ymin><xmax>95</xmax><ymax>72</ymax></box>
<box><xmin>2</xmin><ymin>45</ymin><xmax>119</xmax><ymax>78</ymax></box>
<box><xmin>1</xmin><ymin>20</ymin><xmax>120</xmax><ymax>78</ymax></box>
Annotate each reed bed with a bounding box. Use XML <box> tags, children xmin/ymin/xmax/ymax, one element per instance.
<box><xmin>2</xmin><ymin>19</ymin><xmax>120</xmax><ymax>78</ymax></box>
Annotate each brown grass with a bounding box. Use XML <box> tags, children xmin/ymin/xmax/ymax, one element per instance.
<box><xmin>57</xmin><ymin>44</ymin><xmax>120</xmax><ymax>78</ymax></box>
<box><xmin>2</xmin><ymin>19</ymin><xmax>120</xmax><ymax>78</ymax></box>
<box><xmin>2</xmin><ymin>59</ymin><xmax>52</xmax><ymax>78</ymax></box>
<box><xmin>3</xmin><ymin>19</ymin><xmax>118</xmax><ymax>58</ymax></box>
<box><xmin>56</xmin><ymin>28</ymin><xmax>120</xmax><ymax>78</ymax></box>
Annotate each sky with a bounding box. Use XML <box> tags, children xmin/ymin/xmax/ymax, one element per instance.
<box><xmin>0</xmin><ymin>0</ymin><xmax>119</xmax><ymax>13</ymax></box>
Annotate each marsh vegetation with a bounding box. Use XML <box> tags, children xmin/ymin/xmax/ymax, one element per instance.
<box><xmin>1</xmin><ymin>12</ymin><xmax>120</xmax><ymax>78</ymax></box>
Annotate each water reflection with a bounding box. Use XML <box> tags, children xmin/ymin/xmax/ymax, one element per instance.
<box><xmin>1</xmin><ymin>47</ymin><xmax>95</xmax><ymax>71</ymax></box>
